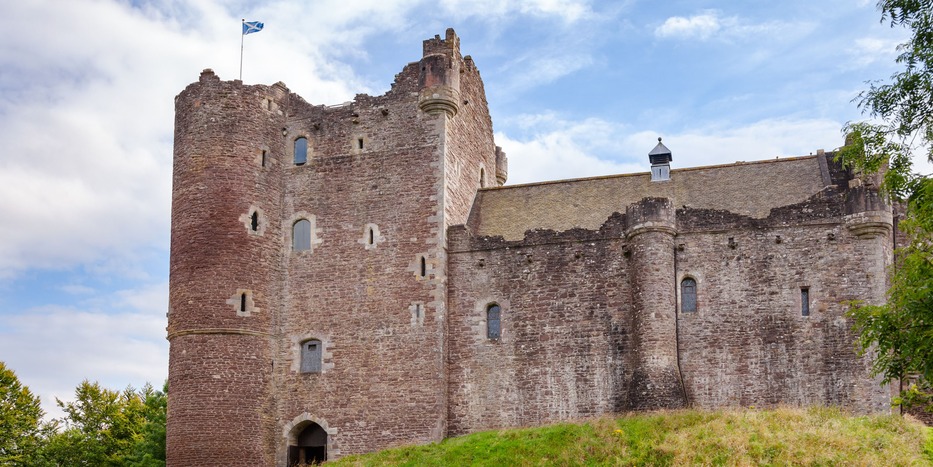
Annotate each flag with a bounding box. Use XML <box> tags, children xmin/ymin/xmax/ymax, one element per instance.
<box><xmin>243</xmin><ymin>21</ymin><xmax>264</xmax><ymax>35</ymax></box>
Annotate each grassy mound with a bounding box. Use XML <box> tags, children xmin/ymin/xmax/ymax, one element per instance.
<box><xmin>331</xmin><ymin>407</ymin><xmax>933</xmax><ymax>466</ymax></box>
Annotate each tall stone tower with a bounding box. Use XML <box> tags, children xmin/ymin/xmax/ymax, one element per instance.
<box><xmin>168</xmin><ymin>29</ymin><xmax>499</xmax><ymax>465</ymax></box>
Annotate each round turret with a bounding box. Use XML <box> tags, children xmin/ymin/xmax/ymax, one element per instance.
<box><xmin>625</xmin><ymin>197</ymin><xmax>687</xmax><ymax>409</ymax></box>
<box><xmin>167</xmin><ymin>70</ymin><xmax>286</xmax><ymax>466</ymax></box>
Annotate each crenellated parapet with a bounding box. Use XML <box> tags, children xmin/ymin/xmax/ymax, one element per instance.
<box><xmin>625</xmin><ymin>197</ymin><xmax>676</xmax><ymax>238</ymax></box>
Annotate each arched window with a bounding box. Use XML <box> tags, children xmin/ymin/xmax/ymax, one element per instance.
<box><xmin>681</xmin><ymin>278</ymin><xmax>697</xmax><ymax>313</ymax></box>
<box><xmin>487</xmin><ymin>304</ymin><xmax>501</xmax><ymax>339</ymax></box>
<box><xmin>420</xmin><ymin>256</ymin><xmax>427</xmax><ymax>277</ymax></box>
<box><xmin>300</xmin><ymin>339</ymin><xmax>322</xmax><ymax>374</ymax></box>
<box><xmin>294</xmin><ymin>137</ymin><xmax>308</xmax><ymax>165</ymax></box>
<box><xmin>293</xmin><ymin>219</ymin><xmax>312</xmax><ymax>251</ymax></box>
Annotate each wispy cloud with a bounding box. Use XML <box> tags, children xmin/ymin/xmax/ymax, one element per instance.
<box><xmin>845</xmin><ymin>37</ymin><xmax>904</xmax><ymax>69</ymax></box>
<box><xmin>654</xmin><ymin>10</ymin><xmax>809</xmax><ymax>42</ymax></box>
<box><xmin>498</xmin><ymin>113</ymin><xmax>848</xmax><ymax>185</ymax></box>
<box><xmin>0</xmin><ymin>281</ymin><xmax>168</xmax><ymax>420</ymax></box>
<box><xmin>655</xmin><ymin>12</ymin><xmax>724</xmax><ymax>40</ymax></box>
<box><xmin>439</xmin><ymin>0</ymin><xmax>594</xmax><ymax>23</ymax></box>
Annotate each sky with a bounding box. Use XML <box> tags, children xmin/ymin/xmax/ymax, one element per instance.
<box><xmin>0</xmin><ymin>0</ymin><xmax>919</xmax><ymax>419</ymax></box>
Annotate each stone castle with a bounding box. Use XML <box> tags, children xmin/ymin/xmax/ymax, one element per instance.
<box><xmin>167</xmin><ymin>29</ymin><xmax>894</xmax><ymax>465</ymax></box>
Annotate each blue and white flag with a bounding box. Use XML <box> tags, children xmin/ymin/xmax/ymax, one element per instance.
<box><xmin>243</xmin><ymin>21</ymin><xmax>264</xmax><ymax>35</ymax></box>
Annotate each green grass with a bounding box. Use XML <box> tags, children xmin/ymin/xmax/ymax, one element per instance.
<box><xmin>330</xmin><ymin>407</ymin><xmax>933</xmax><ymax>466</ymax></box>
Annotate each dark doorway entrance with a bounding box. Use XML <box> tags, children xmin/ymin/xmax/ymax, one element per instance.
<box><xmin>288</xmin><ymin>422</ymin><xmax>327</xmax><ymax>465</ymax></box>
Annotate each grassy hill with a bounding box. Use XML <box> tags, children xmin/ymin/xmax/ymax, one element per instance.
<box><xmin>331</xmin><ymin>407</ymin><xmax>933</xmax><ymax>466</ymax></box>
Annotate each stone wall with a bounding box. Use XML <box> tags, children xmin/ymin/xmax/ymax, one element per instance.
<box><xmin>446</xmin><ymin>154</ymin><xmax>892</xmax><ymax>434</ymax></box>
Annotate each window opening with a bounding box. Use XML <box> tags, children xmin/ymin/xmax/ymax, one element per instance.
<box><xmin>288</xmin><ymin>422</ymin><xmax>327</xmax><ymax>465</ymax></box>
<box><xmin>420</xmin><ymin>256</ymin><xmax>427</xmax><ymax>277</ymax></box>
<box><xmin>368</xmin><ymin>227</ymin><xmax>374</xmax><ymax>246</ymax></box>
<box><xmin>294</xmin><ymin>137</ymin><xmax>308</xmax><ymax>165</ymax></box>
<box><xmin>250</xmin><ymin>211</ymin><xmax>259</xmax><ymax>231</ymax></box>
<box><xmin>479</xmin><ymin>168</ymin><xmax>485</xmax><ymax>188</ymax></box>
<box><xmin>357</xmin><ymin>138</ymin><xmax>364</xmax><ymax>149</ymax></box>
<box><xmin>300</xmin><ymin>339</ymin><xmax>322</xmax><ymax>373</ymax></box>
<box><xmin>240</xmin><ymin>293</ymin><xmax>247</xmax><ymax>312</ymax></box>
<box><xmin>487</xmin><ymin>304</ymin><xmax>501</xmax><ymax>339</ymax></box>
<box><xmin>801</xmin><ymin>288</ymin><xmax>810</xmax><ymax>316</ymax></box>
<box><xmin>261</xmin><ymin>150</ymin><xmax>267</xmax><ymax>167</ymax></box>
<box><xmin>681</xmin><ymin>278</ymin><xmax>697</xmax><ymax>313</ymax></box>
<box><xmin>293</xmin><ymin>219</ymin><xmax>312</xmax><ymax>251</ymax></box>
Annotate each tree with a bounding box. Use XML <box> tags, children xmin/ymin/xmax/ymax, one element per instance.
<box><xmin>841</xmin><ymin>0</ymin><xmax>933</xmax><ymax>411</ymax></box>
<box><xmin>0</xmin><ymin>361</ymin><xmax>46</xmax><ymax>466</ymax></box>
<box><xmin>43</xmin><ymin>381</ymin><xmax>149</xmax><ymax>466</ymax></box>
<box><xmin>126</xmin><ymin>383</ymin><xmax>167</xmax><ymax>467</ymax></box>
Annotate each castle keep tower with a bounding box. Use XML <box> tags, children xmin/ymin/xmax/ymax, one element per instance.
<box><xmin>169</xmin><ymin>29</ymin><xmax>498</xmax><ymax>465</ymax></box>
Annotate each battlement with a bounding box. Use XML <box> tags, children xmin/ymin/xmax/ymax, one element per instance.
<box><xmin>423</xmin><ymin>28</ymin><xmax>460</xmax><ymax>58</ymax></box>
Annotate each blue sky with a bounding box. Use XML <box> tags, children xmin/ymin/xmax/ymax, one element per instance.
<box><xmin>0</xmin><ymin>0</ymin><xmax>917</xmax><ymax>418</ymax></box>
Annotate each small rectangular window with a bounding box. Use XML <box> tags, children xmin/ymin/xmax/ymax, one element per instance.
<box><xmin>357</xmin><ymin>138</ymin><xmax>364</xmax><ymax>149</ymax></box>
<box><xmin>801</xmin><ymin>288</ymin><xmax>810</xmax><ymax>316</ymax></box>
<box><xmin>301</xmin><ymin>339</ymin><xmax>322</xmax><ymax>373</ymax></box>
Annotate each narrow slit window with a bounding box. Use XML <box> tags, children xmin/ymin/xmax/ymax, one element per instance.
<box><xmin>479</xmin><ymin>168</ymin><xmax>485</xmax><ymax>188</ymax></box>
<box><xmin>681</xmin><ymin>278</ymin><xmax>697</xmax><ymax>313</ymax></box>
<box><xmin>420</xmin><ymin>256</ymin><xmax>427</xmax><ymax>277</ymax></box>
<box><xmin>240</xmin><ymin>293</ymin><xmax>247</xmax><ymax>312</ymax></box>
<box><xmin>801</xmin><ymin>288</ymin><xmax>810</xmax><ymax>316</ymax></box>
<box><xmin>261</xmin><ymin>150</ymin><xmax>267</xmax><ymax>167</ymax></box>
<box><xmin>487</xmin><ymin>304</ymin><xmax>501</xmax><ymax>339</ymax></box>
<box><xmin>368</xmin><ymin>227</ymin><xmax>374</xmax><ymax>245</ymax></box>
<box><xmin>300</xmin><ymin>339</ymin><xmax>322</xmax><ymax>373</ymax></box>
<box><xmin>250</xmin><ymin>211</ymin><xmax>259</xmax><ymax>231</ymax></box>
<box><xmin>357</xmin><ymin>138</ymin><xmax>364</xmax><ymax>149</ymax></box>
<box><xmin>294</xmin><ymin>137</ymin><xmax>308</xmax><ymax>165</ymax></box>
<box><xmin>293</xmin><ymin>219</ymin><xmax>312</xmax><ymax>251</ymax></box>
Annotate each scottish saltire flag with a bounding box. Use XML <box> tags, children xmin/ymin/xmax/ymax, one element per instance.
<box><xmin>243</xmin><ymin>21</ymin><xmax>264</xmax><ymax>35</ymax></box>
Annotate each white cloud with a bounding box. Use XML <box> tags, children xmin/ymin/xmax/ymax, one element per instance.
<box><xmin>439</xmin><ymin>0</ymin><xmax>593</xmax><ymax>23</ymax></box>
<box><xmin>497</xmin><ymin>113</ymin><xmax>848</xmax><ymax>185</ymax></box>
<box><xmin>654</xmin><ymin>11</ymin><xmax>809</xmax><ymax>42</ymax></box>
<box><xmin>655</xmin><ymin>12</ymin><xmax>723</xmax><ymax>40</ymax></box>
<box><xmin>845</xmin><ymin>37</ymin><xmax>904</xmax><ymax>69</ymax></box>
<box><xmin>0</xmin><ymin>282</ymin><xmax>169</xmax><ymax>420</ymax></box>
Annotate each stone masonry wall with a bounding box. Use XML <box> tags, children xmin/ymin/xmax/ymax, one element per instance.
<box><xmin>447</xmin><ymin>219</ymin><xmax>633</xmax><ymax>435</ymax></box>
<box><xmin>272</xmin><ymin>64</ymin><xmax>449</xmax><ymax>460</ymax></box>
<box><xmin>675</xmin><ymin>211</ymin><xmax>889</xmax><ymax>412</ymax></box>
<box><xmin>447</xmin><ymin>155</ymin><xmax>892</xmax><ymax>434</ymax></box>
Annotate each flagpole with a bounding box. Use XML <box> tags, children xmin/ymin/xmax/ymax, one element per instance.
<box><xmin>239</xmin><ymin>19</ymin><xmax>245</xmax><ymax>81</ymax></box>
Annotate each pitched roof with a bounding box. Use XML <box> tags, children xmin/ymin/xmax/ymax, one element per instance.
<box><xmin>467</xmin><ymin>155</ymin><xmax>827</xmax><ymax>240</ymax></box>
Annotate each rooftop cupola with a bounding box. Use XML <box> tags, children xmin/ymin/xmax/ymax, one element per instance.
<box><xmin>649</xmin><ymin>137</ymin><xmax>672</xmax><ymax>182</ymax></box>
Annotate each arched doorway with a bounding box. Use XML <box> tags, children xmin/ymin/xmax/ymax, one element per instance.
<box><xmin>288</xmin><ymin>422</ymin><xmax>327</xmax><ymax>465</ymax></box>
